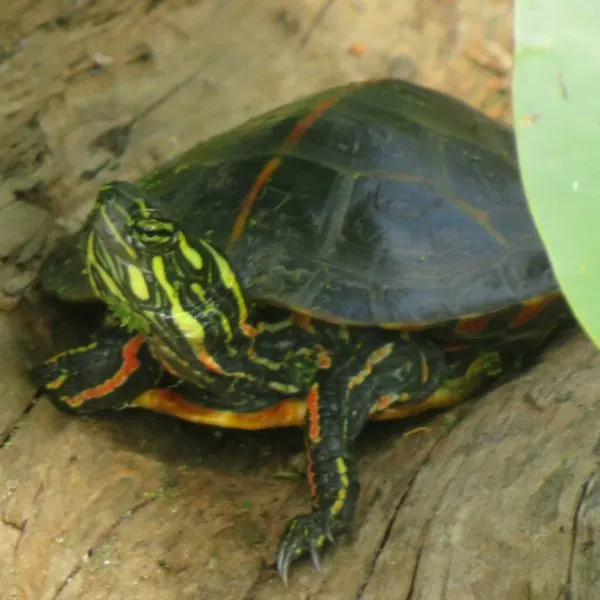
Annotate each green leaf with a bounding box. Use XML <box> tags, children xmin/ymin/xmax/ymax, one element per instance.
<box><xmin>106</xmin><ymin>297</ymin><xmax>151</xmax><ymax>336</ymax></box>
<box><xmin>513</xmin><ymin>0</ymin><xmax>600</xmax><ymax>346</ymax></box>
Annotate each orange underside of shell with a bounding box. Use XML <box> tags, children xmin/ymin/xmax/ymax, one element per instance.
<box><xmin>131</xmin><ymin>367</ymin><xmax>486</xmax><ymax>430</ymax></box>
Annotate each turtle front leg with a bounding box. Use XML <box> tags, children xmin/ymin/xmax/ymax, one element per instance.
<box><xmin>276</xmin><ymin>379</ymin><xmax>359</xmax><ymax>584</ymax></box>
<box><xmin>276</xmin><ymin>333</ymin><xmax>448</xmax><ymax>583</ymax></box>
<box><xmin>31</xmin><ymin>326</ymin><xmax>163</xmax><ymax>413</ymax></box>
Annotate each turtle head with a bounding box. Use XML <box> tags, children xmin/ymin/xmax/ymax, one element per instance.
<box><xmin>86</xmin><ymin>181</ymin><xmax>250</xmax><ymax>350</ymax></box>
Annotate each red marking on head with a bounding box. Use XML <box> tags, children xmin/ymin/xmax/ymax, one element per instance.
<box><xmin>68</xmin><ymin>335</ymin><xmax>145</xmax><ymax>407</ymax></box>
<box><xmin>307</xmin><ymin>383</ymin><xmax>321</xmax><ymax>443</ymax></box>
<box><xmin>197</xmin><ymin>348</ymin><xmax>224</xmax><ymax>374</ymax></box>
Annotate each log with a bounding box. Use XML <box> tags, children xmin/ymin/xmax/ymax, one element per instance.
<box><xmin>5</xmin><ymin>2</ymin><xmax>595</xmax><ymax>599</ymax></box>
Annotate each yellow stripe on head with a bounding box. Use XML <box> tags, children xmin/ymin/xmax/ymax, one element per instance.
<box><xmin>179</xmin><ymin>233</ymin><xmax>204</xmax><ymax>270</ymax></box>
<box><xmin>87</xmin><ymin>240</ymin><xmax>128</xmax><ymax>303</ymax></box>
<box><xmin>132</xmin><ymin>196</ymin><xmax>154</xmax><ymax>218</ymax></box>
<box><xmin>151</xmin><ymin>255</ymin><xmax>206</xmax><ymax>344</ymax></box>
<box><xmin>201</xmin><ymin>240</ymin><xmax>248</xmax><ymax>324</ymax></box>
<box><xmin>99</xmin><ymin>206</ymin><xmax>137</xmax><ymax>260</ymax></box>
<box><xmin>127</xmin><ymin>264</ymin><xmax>149</xmax><ymax>301</ymax></box>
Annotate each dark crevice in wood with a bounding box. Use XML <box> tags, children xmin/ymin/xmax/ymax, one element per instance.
<box><xmin>81</xmin><ymin>69</ymin><xmax>200</xmax><ymax>180</ymax></box>
<box><xmin>299</xmin><ymin>0</ymin><xmax>336</xmax><ymax>47</ymax></box>
<box><xmin>0</xmin><ymin>395</ymin><xmax>38</xmax><ymax>449</ymax></box>
<box><xmin>52</xmin><ymin>495</ymin><xmax>157</xmax><ymax>600</ymax></box>
<box><xmin>439</xmin><ymin>559</ymin><xmax>451</xmax><ymax>600</ymax></box>
<box><xmin>52</xmin><ymin>552</ymin><xmax>86</xmax><ymax>600</ymax></box>
<box><xmin>236</xmin><ymin>482</ymin><xmax>319</xmax><ymax>597</ymax></box>
<box><xmin>562</xmin><ymin>472</ymin><xmax>599</xmax><ymax>600</ymax></box>
<box><xmin>13</xmin><ymin>180</ymin><xmax>54</xmax><ymax>211</ymax></box>
<box><xmin>406</xmin><ymin>473</ymin><xmax>455</xmax><ymax>600</ymax></box>
<box><xmin>1</xmin><ymin>517</ymin><xmax>25</xmax><ymax>532</ymax></box>
<box><xmin>355</xmin><ymin>433</ymin><xmax>448</xmax><ymax>600</ymax></box>
<box><xmin>1</xmin><ymin>515</ymin><xmax>28</xmax><ymax>558</ymax></box>
<box><xmin>405</xmin><ymin>515</ymin><xmax>431</xmax><ymax>600</ymax></box>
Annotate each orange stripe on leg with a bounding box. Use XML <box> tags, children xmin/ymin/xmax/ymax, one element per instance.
<box><xmin>307</xmin><ymin>383</ymin><xmax>322</xmax><ymax>443</ymax></box>
<box><xmin>68</xmin><ymin>335</ymin><xmax>145</xmax><ymax>407</ymax></box>
<box><xmin>306</xmin><ymin>454</ymin><xmax>318</xmax><ymax>501</ymax></box>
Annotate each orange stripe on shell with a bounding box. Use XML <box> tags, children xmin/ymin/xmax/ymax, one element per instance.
<box><xmin>509</xmin><ymin>296</ymin><xmax>555</xmax><ymax>329</ymax></box>
<box><xmin>228</xmin><ymin>156</ymin><xmax>281</xmax><ymax>247</ymax></box>
<box><xmin>453</xmin><ymin>314</ymin><xmax>493</xmax><ymax>336</ymax></box>
<box><xmin>228</xmin><ymin>92</ymin><xmax>346</xmax><ymax>248</ymax></box>
<box><xmin>281</xmin><ymin>94</ymin><xmax>342</xmax><ymax>147</ymax></box>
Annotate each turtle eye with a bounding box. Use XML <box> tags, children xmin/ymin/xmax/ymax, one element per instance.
<box><xmin>131</xmin><ymin>218</ymin><xmax>178</xmax><ymax>250</ymax></box>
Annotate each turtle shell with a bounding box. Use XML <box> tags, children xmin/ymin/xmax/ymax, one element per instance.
<box><xmin>138</xmin><ymin>79</ymin><xmax>557</xmax><ymax>326</ymax></box>
<box><xmin>41</xmin><ymin>79</ymin><xmax>558</xmax><ymax>327</ymax></box>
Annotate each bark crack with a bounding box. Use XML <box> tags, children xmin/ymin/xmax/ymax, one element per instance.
<box><xmin>0</xmin><ymin>394</ymin><xmax>38</xmax><ymax>449</ymax></box>
<box><xmin>83</xmin><ymin>69</ymin><xmax>200</xmax><ymax>179</ymax></box>
<box><xmin>1</xmin><ymin>516</ymin><xmax>25</xmax><ymax>532</ymax></box>
<box><xmin>1</xmin><ymin>514</ymin><xmax>28</xmax><ymax>559</ymax></box>
<box><xmin>51</xmin><ymin>495</ymin><xmax>156</xmax><ymax>600</ymax></box>
<box><xmin>561</xmin><ymin>472</ymin><xmax>599</xmax><ymax>600</ymax></box>
<box><xmin>299</xmin><ymin>0</ymin><xmax>335</xmax><ymax>47</ymax></box>
<box><xmin>240</xmin><ymin>483</ymin><xmax>314</xmax><ymax>598</ymax></box>
<box><xmin>355</xmin><ymin>431</ymin><xmax>450</xmax><ymax>600</ymax></box>
<box><xmin>405</xmin><ymin>514</ymin><xmax>434</xmax><ymax>600</ymax></box>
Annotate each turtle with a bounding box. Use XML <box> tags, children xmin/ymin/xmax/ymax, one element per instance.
<box><xmin>31</xmin><ymin>78</ymin><xmax>573</xmax><ymax>584</ymax></box>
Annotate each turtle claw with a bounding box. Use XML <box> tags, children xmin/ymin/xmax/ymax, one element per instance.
<box><xmin>310</xmin><ymin>544</ymin><xmax>322</xmax><ymax>572</ymax></box>
<box><xmin>276</xmin><ymin>547</ymin><xmax>291</xmax><ymax>587</ymax></box>
<box><xmin>276</xmin><ymin>511</ymin><xmax>332</xmax><ymax>584</ymax></box>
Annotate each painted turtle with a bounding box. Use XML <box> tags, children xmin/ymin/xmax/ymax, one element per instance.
<box><xmin>31</xmin><ymin>79</ymin><xmax>572</xmax><ymax>583</ymax></box>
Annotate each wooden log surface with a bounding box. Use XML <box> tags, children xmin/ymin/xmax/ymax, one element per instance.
<box><xmin>3</xmin><ymin>1</ymin><xmax>600</xmax><ymax>599</ymax></box>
